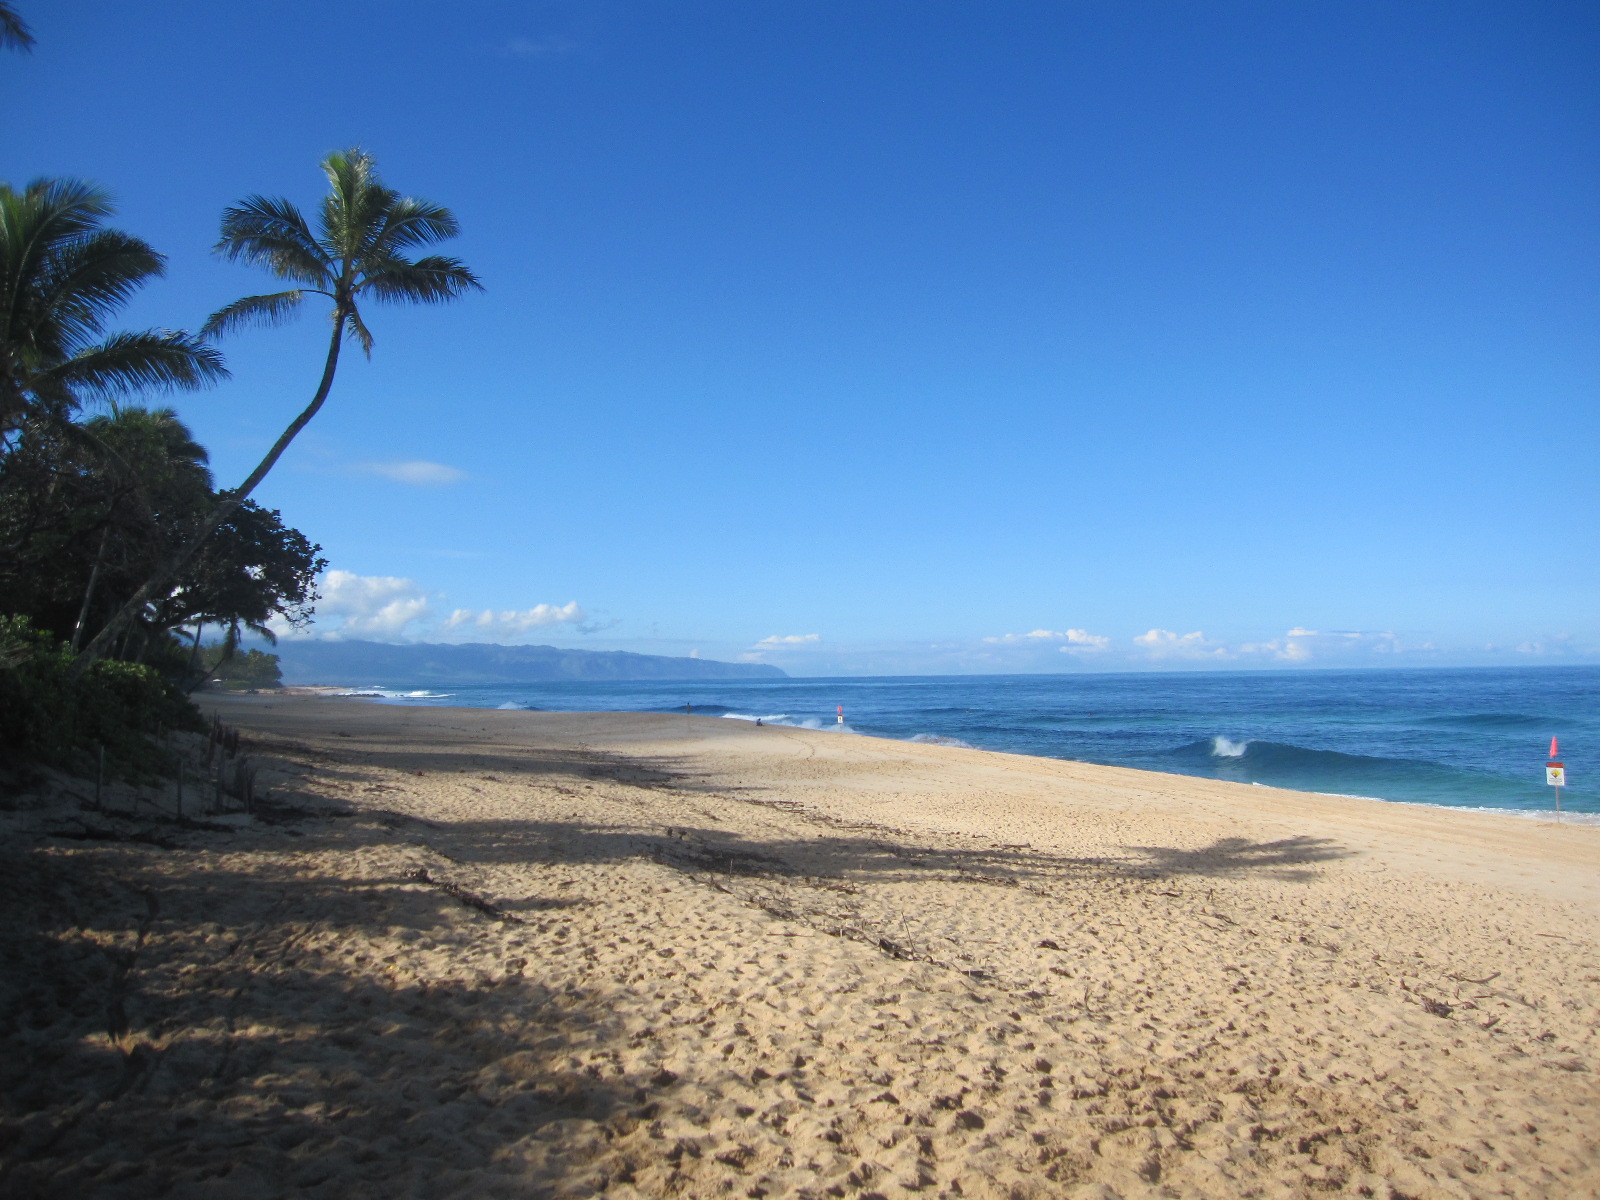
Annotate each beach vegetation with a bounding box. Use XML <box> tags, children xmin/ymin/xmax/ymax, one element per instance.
<box><xmin>0</xmin><ymin>152</ymin><xmax>474</xmax><ymax>781</ymax></box>
<box><xmin>0</xmin><ymin>151</ymin><xmax>470</xmax><ymax>778</ymax></box>
<box><xmin>75</xmin><ymin>148</ymin><xmax>480</xmax><ymax>668</ymax></box>
<box><xmin>0</xmin><ymin>614</ymin><xmax>203</xmax><ymax>782</ymax></box>
<box><xmin>0</xmin><ymin>402</ymin><xmax>318</xmax><ymax>774</ymax></box>
<box><xmin>0</xmin><ymin>176</ymin><xmax>231</xmax><ymax>781</ymax></box>
<box><xmin>0</xmin><ymin>404</ymin><xmax>324</xmax><ymax>667</ymax></box>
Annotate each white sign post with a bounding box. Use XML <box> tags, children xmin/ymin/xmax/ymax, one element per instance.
<box><xmin>1547</xmin><ymin>761</ymin><xmax>1565</xmax><ymax>821</ymax></box>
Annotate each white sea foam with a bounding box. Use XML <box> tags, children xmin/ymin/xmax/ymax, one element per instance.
<box><xmin>334</xmin><ymin>687</ymin><xmax>454</xmax><ymax>700</ymax></box>
<box><xmin>1392</xmin><ymin>801</ymin><xmax>1600</xmax><ymax>826</ymax></box>
<box><xmin>1255</xmin><ymin>783</ymin><xmax>1600</xmax><ymax>824</ymax></box>
<box><xmin>1211</xmin><ymin>736</ymin><xmax>1249</xmax><ymax>757</ymax></box>
<box><xmin>909</xmin><ymin>733</ymin><xmax>975</xmax><ymax>749</ymax></box>
<box><xmin>719</xmin><ymin>713</ymin><xmax>856</xmax><ymax>732</ymax></box>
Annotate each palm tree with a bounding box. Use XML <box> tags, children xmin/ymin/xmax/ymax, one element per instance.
<box><xmin>0</xmin><ymin>2</ymin><xmax>34</xmax><ymax>52</ymax></box>
<box><xmin>199</xmin><ymin>146</ymin><xmax>481</xmax><ymax>510</ymax></box>
<box><xmin>74</xmin><ymin>148</ymin><xmax>480</xmax><ymax>667</ymax></box>
<box><xmin>0</xmin><ymin>179</ymin><xmax>226</xmax><ymax>441</ymax></box>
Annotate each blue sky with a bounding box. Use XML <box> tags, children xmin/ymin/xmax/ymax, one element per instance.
<box><xmin>7</xmin><ymin>1</ymin><xmax>1597</xmax><ymax>674</ymax></box>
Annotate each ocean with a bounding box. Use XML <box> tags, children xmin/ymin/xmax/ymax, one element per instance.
<box><xmin>334</xmin><ymin>665</ymin><xmax>1598</xmax><ymax>821</ymax></box>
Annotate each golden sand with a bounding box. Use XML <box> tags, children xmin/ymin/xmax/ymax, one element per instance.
<box><xmin>2</xmin><ymin>694</ymin><xmax>1596</xmax><ymax>1198</ymax></box>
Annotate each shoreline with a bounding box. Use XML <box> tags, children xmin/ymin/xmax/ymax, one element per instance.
<box><xmin>278</xmin><ymin>684</ymin><xmax>1600</xmax><ymax>829</ymax></box>
<box><xmin>9</xmin><ymin>692</ymin><xmax>1592</xmax><ymax>1197</ymax></box>
<box><xmin>213</xmin><ymin>692</ymin><xmax>1600</xmax><ymax>911</ymax></box>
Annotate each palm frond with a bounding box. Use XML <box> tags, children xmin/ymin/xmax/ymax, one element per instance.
<box><xmin>201</xmin><ymin>290</ymin><xmax>306</xmax><ymax>340</ymax></box>
<box><xmin>319</xmin><ymin>148</ymin><xmax>395</xmax><ymax>263</ymax></box>
<box><xmin>366</xmin><ymin>196</ymin><xmax>461</xmax><ymax>255</ymax></box>
<box><xmin>2</xmin><ymin>180</ymin><xmax>121</xmax><ymax>341</ymax></box>
<box><xmin>33</xmin><ymin>330</ymin><xmax>229</xmax><ymax>402</ymax></box>
<box><xmin>361</xmin><ymin>255</ymin><xmax>483</xmax><ymax>304</ymax></box>
<box><xmin>246</xmin><ymin>619</ymin><xmax>279</xmax><ymax>646</ymax></box>
<box><xmin>0</xmin><ymin>2</ymin><xmax>35</xmax><ymax>52</ymax></box>
<box><xmin>344</xmin><ymin>307</ymin><xmax>375</xmax><ymax>358</ymax></box>
<box><xmin>215</xmin><ymin>196</ymin><xmax>330</xmax><ymax>285</ymax></box>
<box><xmin>22</xmin><ymin>229</ymin><xmax>167</xmax><ymax>352</ymax></box>
<box><xmin>1</xmin><ymin>180</ymin><xmax>115</xmax><ymax>257</ymax></box>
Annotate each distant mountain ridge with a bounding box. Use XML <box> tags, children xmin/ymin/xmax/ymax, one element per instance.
<box><xmin>274</xmin><ymin>639</ymin><xmax>785</xmax><ymax>684</ymax></box>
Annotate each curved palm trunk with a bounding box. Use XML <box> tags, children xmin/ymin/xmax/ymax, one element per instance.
<box><xmin>71</xmin><ymin>312</ymin><xmax>348</xmax><ymax>674</ymax></box>
<box><xmin>184</xmin><ymin>621</ymin><xmax>207</xmax><ymax>693</ymax></box>
<box><xmin>69</xmin><ymin>524</ymin><xmax>113</xmax><ymax>651</ymax></box>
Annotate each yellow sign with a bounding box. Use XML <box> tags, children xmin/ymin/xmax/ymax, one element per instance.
<box><xmin>1547</xmin><ymin>765</ymin><xmax>1566</xmax><ymax>787</ymax></box>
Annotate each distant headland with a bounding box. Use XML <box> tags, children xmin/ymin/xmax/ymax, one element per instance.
<box><xmin>273</xmin><ymin>640</ymin><xmax>786</xmax><ymax>684</ymax></box>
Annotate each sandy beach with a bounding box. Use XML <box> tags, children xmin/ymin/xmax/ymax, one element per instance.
<box><xmin>3</xmin><ymin>693</ymin><xmax>1598</xmax><ymax>1199</ymax></box>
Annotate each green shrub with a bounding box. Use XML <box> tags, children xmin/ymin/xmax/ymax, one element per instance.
<box><xmin>0</xmin><ymin>615</ymin><xmax>204</xmax><ymax>783</ymax></box>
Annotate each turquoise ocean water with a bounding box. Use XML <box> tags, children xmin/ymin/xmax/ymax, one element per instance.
<box><xmin>335</xmin><ymin>666</ymin><xmax>1597</xmax><ymax>821</ymax></box>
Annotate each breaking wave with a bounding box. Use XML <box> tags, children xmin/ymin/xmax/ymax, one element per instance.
<box><xmin>1169</xmin><ymin>736</ymin><xmax>1535</xmax><ymax>807</ymax></box>
<box><xmin>908</xmin><ymin>733</ymin><xmax>975</xmax><ymax>748</ymax></box>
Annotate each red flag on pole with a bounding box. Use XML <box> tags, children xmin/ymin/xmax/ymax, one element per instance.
<box><xmin>1551</xmin><ymin>736</ymin><xmax>1559</xmax><ymax>759</ymax></box>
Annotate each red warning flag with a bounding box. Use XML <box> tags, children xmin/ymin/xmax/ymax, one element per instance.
<box><xmin>1550</xmin><ymin>737</ymin><xmax>1559</xmax><ymax>759</ymax></box>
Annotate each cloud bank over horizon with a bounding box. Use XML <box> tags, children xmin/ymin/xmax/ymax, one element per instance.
<box><xmin>724</xmin><ymin>623</ymin><xmax>1590</xmax><ymax>676</ymax></box>
<box><xmin>267</xmin><ymin>571</ymin><xmax>1591</xmax><ymax>674</ymax></box>
<box><xmin>272</xmin><ymin>570</ymin><xmax>587</xmax><ymax>644</ymax></box>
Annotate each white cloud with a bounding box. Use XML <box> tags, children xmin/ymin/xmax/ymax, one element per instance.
<box><xmin>273</xmin><ymin>570</ymin><xmax>589</xmax><ymax>644</ymax></box>
<box><xmin>741</xmin><ymin>633</ymin><xmax>823</xmax><ymax>664</ymax></box>
<box><xmin>984</xmin><ymin>628</ymin><xmax>1109</xmax><ymax>649</ymax></box>
<box><xmin>356</xmin><ymin>460</ymin><xmax>467</xmax><ymax>486</ymax></box>
<box><xmin>1237</xmin><ymin>628</ymin><xmax>1424</xmax><ymax>663</ymax></box>
<box><xmin>315</xmin><ymin>570</ymin><xmax>434</xmax><ymax>639</ymax></box>
<box><xmin>1239</xmin><ymin>636</ymin><xmax>1314</xmax><ymax>662</ymax></box>
<box><xmin>1059</xmin><ymin>629</ymin><xmax>1110</xmax><ymax>651</ymax></box>
<box><xmin>1132</xmin><ymin>629</ymin><xmax>1229</xmax><ymax>660</ymax></box>
<box><xmin>442</xmin><ymin>602</ymin><xmax>587</xmax><ymax>639</ymax></box>
<box><xmin>1514</xmin><ymin>635</ymin><xmax>1571</xmax><ymax>656</ymax></box>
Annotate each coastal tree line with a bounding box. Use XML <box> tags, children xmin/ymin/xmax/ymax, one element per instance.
<box><xmin>0</xmin><ymin>7</ymin><xmax>480</xmax><ymax>776</ymax></box>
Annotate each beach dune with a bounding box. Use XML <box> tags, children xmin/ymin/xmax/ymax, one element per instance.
<box><xmin>3</xmin><ymin>695</ymin><xmax>1596</xmax><ymax>1198</ymax></box>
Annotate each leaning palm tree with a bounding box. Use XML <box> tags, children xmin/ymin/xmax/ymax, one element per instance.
<box><xmin>198</xmin><ymin>146</ymin><xmax>481</xmax><ymax>511</ymax></box>
<box><xmin>74</xmin><ymin>148</ymin><xmax>480</xmax><ymax>667</ymax></box>
<box><xmin>0</xmin><ymin>178</ymin><xmax>226</xmax><ymax>441</ymax></box>
<box><xmin>0</xmin><ymin>2</ymin><xmax>34</xmax><ymax>52</ymax></box>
